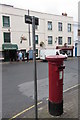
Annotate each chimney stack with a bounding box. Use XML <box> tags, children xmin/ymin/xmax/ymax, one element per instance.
<box><xmin>62</xmin><ymin>13</ymin><xmax>67</xmax><ymax>16</ymax></box>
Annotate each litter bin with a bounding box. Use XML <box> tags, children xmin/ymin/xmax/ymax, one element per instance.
<box><xmin>46</xmin><ymin>55</ymin><xmax>65</xmax><ymax>116</ymax></box>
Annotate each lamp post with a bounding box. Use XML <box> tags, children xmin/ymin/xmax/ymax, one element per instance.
<box><xmin>32</xmin><ymin>16</ymin><xmax>38</xmax><ymax>120</ymax></box>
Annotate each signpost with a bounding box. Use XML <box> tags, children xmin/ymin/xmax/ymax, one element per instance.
<box><xmin>25</xmin><ymin>15</ymin><xmax>39</xmax><ymax>25</ymax></box>
<box><xmin>28</xmin><ymin>10</ymin><xmax>31</xmax><ymax>47</ymax></box>
<box><xmin>25</xmin><ymin>15</ymin><xmax>39</xmax><ymax>120</ymax></box>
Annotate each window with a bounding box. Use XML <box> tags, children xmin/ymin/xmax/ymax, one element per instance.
<box><xmin>48</xmin><ymin>21</ymin><xmax>52</xmax><ymax>30</ymax></box>
<box><xmin>58</xmin><ymin>22</ymin><xmax>62</xmax><ymax>31</ymax></box>
<box><xmin>3</xmin><ymin>16</ymin><xmax>10</xmax><ymax>27</ymax></box>
<box><xmin>58</xmin><ymin>37</ymin><xmax>63</xmax><ymax>45</ymax></box>
<box><xmin>35</xmin><ymin>25</ymin><xmax>38</xmax><ymax>30</ymax></box>
<box><xmin>68</xmin><ymin>37</ymin><xmax>71</xmax><ymax>45</ymax></box>
<box><xmin>35</xmin><ymin>35</ymin><xmax>38</xmax><ymax>44</ymax></box>
<box><xmin>48</xmin><ymin>36</ymin><xmax>53</xmax><ymax>44</ymax></box>
<box><xmin>3</xmin><ymin>32</ymin><xmax>11</xmax><ymax>43</ymax></box>
<box><xmin>68</xmin><ymin>23</ymin><xmax>71</xmax><ymax>32</ymax></box>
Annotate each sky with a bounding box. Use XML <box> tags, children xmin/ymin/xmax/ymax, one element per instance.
<box><xmin>0</xmin><ymin>0</ymin><xmax>80</xmax><ymax>22</ymax></box>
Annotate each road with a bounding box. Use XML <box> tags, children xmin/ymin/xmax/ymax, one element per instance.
<box><xmin>2</xmin><ymin>57</ymin><xmax>78</xmax><ymax>118</ymax></box>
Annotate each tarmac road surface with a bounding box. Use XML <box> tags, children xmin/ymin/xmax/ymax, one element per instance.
<box><xmin>1</xmin><ymin>57</ymin><xmax>79</xmax><ymax>118</ymax></box>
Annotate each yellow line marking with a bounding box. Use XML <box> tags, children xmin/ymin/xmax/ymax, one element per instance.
<box><xmin>9</xmin><ymin>101</ymin><xmax>42</xmax><ymax>120</ymax></box>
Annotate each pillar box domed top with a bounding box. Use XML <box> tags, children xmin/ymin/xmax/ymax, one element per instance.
<box><xmin>46</xmin><ymin>55</ymin><xmax>66</xmax><ymax>63</ymax></box>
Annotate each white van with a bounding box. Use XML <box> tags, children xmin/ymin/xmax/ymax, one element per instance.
<box><xmin>40</xmin><ymin>49</ymin><xmax>67</xmax><ymax>60</ymax></box>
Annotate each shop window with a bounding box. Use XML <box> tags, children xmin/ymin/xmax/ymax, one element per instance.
<box><xmin>48</xmin><ymin>21</ymin><xmax>52</xmax><ymax>30</ymax></box>
<box><xmin>3</xmin><ymin>16</ymin><xmax>10</xmax><ymax>27</ymax></box>
<box><xmin>58</xmin><ymin>37</ymin><xmax>63</xmax><ymax>45</ymax></box>
<box><xmin>58</xmin><ymin>22</ymin><xmax>62</xmax><ymax>31</ymax></box>
<box><xmin>35</xmin><ymin>25</ymin><xmax>38</xmax><ymax>30</ymax></box>
<box><xmin>3</xmin><ymin>32</ymin><xmax>11</xmax><ymax>43</ymax></box>
<box><xmin>35</xmin><ymin>35</ymin><xmax>38</xmax><ymax>44</ymax></box>
<box><xmin>48</xmin><ymin>36</ymin><xmax>53</xmax><ymax>44</ymax></box>
<box><xmin>68</xmin><ymin>37</ymin><xmax>71</xmax><ymax>45</ymax></box>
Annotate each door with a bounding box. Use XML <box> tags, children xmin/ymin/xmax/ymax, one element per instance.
<box><xmin>75</xmin><ymin>43</ymin><xmax>77</xmax><ymax>57</ymax></box>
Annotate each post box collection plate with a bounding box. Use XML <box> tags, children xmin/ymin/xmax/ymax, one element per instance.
<box><xmin>59</xmin><ymin>71</ymin><xmax>63</xmax><ymax>80</ymax></box>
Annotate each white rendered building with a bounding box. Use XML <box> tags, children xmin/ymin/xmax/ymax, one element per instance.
<box><xmin>78</xmin><ymin>1</ymin><xmax>80</xmax><ymax>57</ymax></box>
<box><xmin>0</xmin><ymin>4</ymin><xmax>74</xmax><ymax>61</ymax></box>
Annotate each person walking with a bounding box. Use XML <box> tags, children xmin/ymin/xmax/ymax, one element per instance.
<box><xmin>16</xmin><ymin>51</ymin><xmax>19</xmax><ymax>61</ymax></box>
<box><xmin>19</xmin><ymin>51</ymin><xmax>22</xmax><ymax>61</ymax></box>
<box><xmin>26</xmin><ymin>51</ymin><xmax>29</xmax><ymax>62</ymax></box>
<box><xmin>22</xmin><ymin>52</ymin><xmax>24</xmax><ymax>61</ymax></box>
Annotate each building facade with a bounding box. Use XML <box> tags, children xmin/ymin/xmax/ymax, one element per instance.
<box><xmin>73</xmin><ymin>22</ymin><xmax>78</xmax><ymax>57</ymax></box>
<box><xmin>78</xmin><ymin>1</ymin><xmax>80</xmax><ymax>57</ymax></box>
<box><xmin>0</xmin><ymin>4</ymin><xmax>74</xmax><ymax>61</ymax></box>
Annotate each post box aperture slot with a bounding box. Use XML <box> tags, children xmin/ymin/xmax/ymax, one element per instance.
<box><xmin>58</xmin><ymin>65</ymin><xmax>65</xmax><ymax>70</ymax></box>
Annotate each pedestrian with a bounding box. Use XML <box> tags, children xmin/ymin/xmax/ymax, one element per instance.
<box><xmin>19</xmin><ymin>51</ymin><xmax>22</xmax><ymax>61</ymax></box>
<box><xmin>56</xmin><ymin>51</ymin><xmax>59</xmax><ymax>55</ymax></box>
<box><xmin>26</xmin><ymin>51</ymin><xmax>29</xmax><ymax>62</ymax></box>
<box><xmin>22</xmin><ymin>52</ymin><xmax>24</xmax><ymax>61</ymax></box>
<box><xmin>17</xmin><ymin>51</ymin><xmax>19</xmax><ymax>61</ymax></box>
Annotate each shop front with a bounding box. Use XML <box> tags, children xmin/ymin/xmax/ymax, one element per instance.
<box><xmin>2</xmin><ymin>44</ymin><xmax>18</xmax><ymax>61</ymax></box>
<box><xmin>56</xmin><ymin>46</ymin><xmax>74</xmax><ymax>57</ymax></box>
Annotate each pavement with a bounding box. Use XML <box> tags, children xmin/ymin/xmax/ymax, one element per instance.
<box><xmin>0</xmin><ymin>59</ymin><xmax>42</xmax><ymax>65</ymax></box>
<box><xmin>39</xmin><ymin>86</ymin><xmax>79</xmax><ymax>119</ymax></box>
<box><xmin>22</xmin><ymin>85</ymin><xmax>79</xmax><ymax>119</ymax></box>
<box><xmin>0</xmin><ymin>56</ymin><xmax>77</xmax><ymax>64</ymax></box>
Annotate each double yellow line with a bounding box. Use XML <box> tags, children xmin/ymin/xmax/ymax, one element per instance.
<box><xmin>9</xmin><ymin>101</ymin><xmax>42</xmax><ymax>120</ymax></box>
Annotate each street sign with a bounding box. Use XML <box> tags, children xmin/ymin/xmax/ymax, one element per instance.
<box><xmin>25</xmin><ymin>15</ymin><xmax>39</xmax><ymax>25</ymax></box>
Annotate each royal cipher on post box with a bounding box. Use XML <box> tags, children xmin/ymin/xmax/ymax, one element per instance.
<box><xmin>46</xmin><ymin>55</ymin><xmax>66</xmax><ymax>116</ymax></box>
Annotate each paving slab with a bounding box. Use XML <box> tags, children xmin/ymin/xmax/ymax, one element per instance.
<box><xmin>38</xmin><ymin>86</ymin><xmax>79</xmax><ymax>119</ymax></box>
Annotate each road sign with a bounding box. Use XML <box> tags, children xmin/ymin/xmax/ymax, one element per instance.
<box><xmin>25</xmin><ymin>15</ymin><xmax>39</xmax><ymax>25</ymax></box>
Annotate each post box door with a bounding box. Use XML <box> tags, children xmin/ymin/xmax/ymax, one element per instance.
<box><xmin>56</xmin><ymin>70</ymin><xmax>63</xmax><ymax>103</ymax></box>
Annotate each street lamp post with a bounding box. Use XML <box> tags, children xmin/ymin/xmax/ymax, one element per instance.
<box><xmin>25</xmin><ymin>15</ymin><xmax>39</xmax><ymax>120</ymax></box>
<box><xmin>32</xmin><ymin>16</ymin><xmax>38</xmax><ymax>120</ymax></box>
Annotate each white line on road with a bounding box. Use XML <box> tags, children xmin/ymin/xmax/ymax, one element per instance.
<box><xmin>46</xmin><ymin>84</ymin><xmax>79</xmax><ymax>101</ymax></box>
<box><xmin>63</xmin><ymin>84</ymin><xmax>79</xmax><ymax>93</ymax></box>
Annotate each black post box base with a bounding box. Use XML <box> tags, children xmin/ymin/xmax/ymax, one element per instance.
<box><xmin>48</xmin><ymin>100</ymin><xmax>63</xmax><ymax>116</ymax></box>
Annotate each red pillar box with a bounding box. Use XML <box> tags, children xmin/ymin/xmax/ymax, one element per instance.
<box><xmin>46</xmin><ymin>55</ymin><xmax>65</xmax><ymax>116</ymax></box>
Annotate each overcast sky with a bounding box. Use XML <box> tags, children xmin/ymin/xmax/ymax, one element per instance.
<box><xmin>0</xmin><ymin>0</ymin><xmax>80</xmax><ymax>21</ymax></box>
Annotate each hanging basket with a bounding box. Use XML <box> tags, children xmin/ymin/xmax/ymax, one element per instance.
<box><xmin>40</xmin><ymin>41</ymin><xmax>45</xmax><ymax>47</ymax></box>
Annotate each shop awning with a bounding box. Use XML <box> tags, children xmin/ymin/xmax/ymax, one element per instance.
<box><xmin>2</xmin><ymin>44</ymin><xmax>18</xmax><ymax>50</ymax></box>
<box><xmin>56</xmin><ymin>46</ymin><xmax>74</xmax><ymax>50</ymax></box>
